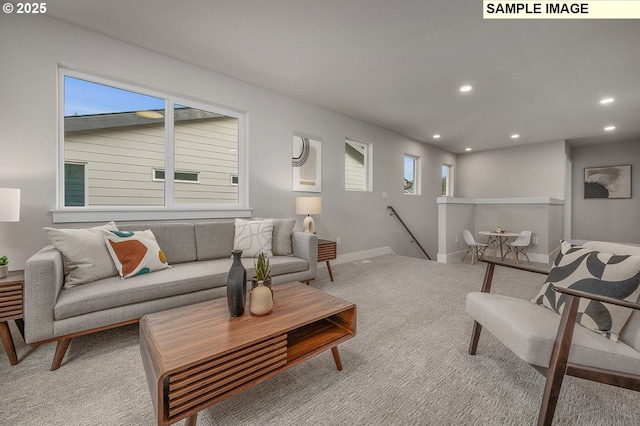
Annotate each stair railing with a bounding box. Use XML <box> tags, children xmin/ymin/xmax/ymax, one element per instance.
<box><xmin>387</xmin><ymin>205</ymin><xmax>431</xmax><ymax>260</ymax></box>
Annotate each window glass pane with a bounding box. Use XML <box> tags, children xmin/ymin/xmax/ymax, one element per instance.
<box><xmin>442</xmin><ymin>164</ymin><xmax>451</xmax><ymax>196</ymax></box>
<box><xmin>404</xmin><ymin>155</ymin><xmax>417</xmax><ymax>194</ymax></box>
<box><xmin>64</xmin><ymin>163</ymin><xmax>85</xmax><ymax>206</ymax></box>
<box><xmin>173</xmin><ymin>104</ymin><xmax>239</xmax><ymax>204</ymax></box>
<box><xmin>345</xmin><ymin>140</ymin><xmax>368</xmax><ymax>191</ymax></box>
<box><xmin>63</xmin><ymin>76</ymin><xmax>166</xmax><ymax>206</ymax></box>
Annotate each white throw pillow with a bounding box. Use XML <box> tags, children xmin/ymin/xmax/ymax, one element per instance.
<box><xmin>103</xmin><ymin>229</ymin><xmax>170</xmax><ymax>279</ymax></box>
<box><xmin>233</xmin><ymin>218</ymin><xmax>274</xmax><ymax>257</ymax></box>
<box><xmin>43</xmin><ymin>221</ymin><xmax>119</xmax><ymax>288</ymax></box>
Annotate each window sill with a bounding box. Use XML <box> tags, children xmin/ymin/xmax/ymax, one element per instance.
<box><xmin>51</xmin><ymin>207</ymin><xmax>253</xmax><ymax>224</ymax></box>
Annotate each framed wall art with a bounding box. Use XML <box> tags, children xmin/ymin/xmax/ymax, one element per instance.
<box><xmin>584</xmin><ymin>164</ymin><xmax>631</xmax><ymax>199</ymax></box>
<box><xmin>292</xmin><ymin>134</ymin><xmax>322</xmax><ymax>192</ymax></box>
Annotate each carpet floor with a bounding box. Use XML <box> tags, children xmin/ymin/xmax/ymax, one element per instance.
<box><xmin>1</xmin><ymin>254</ymin><xmax>638</xmax><ymax>425</ymax></box>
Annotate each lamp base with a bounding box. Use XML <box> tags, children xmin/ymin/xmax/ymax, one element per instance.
<box><xmin>303</xmin><ymin>215</ymin><xmax>316</xmax><ymax>234</ymax></box>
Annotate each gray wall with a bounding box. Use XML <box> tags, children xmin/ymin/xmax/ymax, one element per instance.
<box><xmin>455</xmin><ymin>140</ymin><xmax>566</xmax><ymax>198</ymax></box>
<box><xmin>0</xmin><ymin>15</ymin><xmax>456</xmax><ymax>269</ymax></box>
<box><xmin>570</xmin><ymin>139</ymin><xmax>640</xmax><ymax>244</ymax></box>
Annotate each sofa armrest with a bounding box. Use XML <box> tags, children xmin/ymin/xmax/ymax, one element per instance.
<box><xmin>292</xmin><ymin>231</ymin><xmax>318</xmax><ymax>278</ymax></box>
<box><xmin>24</xmin><ymin>245</ymin><xmax>65</xmax><ymax>343</ymax></box>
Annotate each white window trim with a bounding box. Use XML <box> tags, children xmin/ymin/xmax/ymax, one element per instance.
<box><xmin>53</xmin><ymin>68</ymin><xmax>250</xmax><ymax>223</ymax></box>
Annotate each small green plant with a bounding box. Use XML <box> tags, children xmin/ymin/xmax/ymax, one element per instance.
<box><xmin>0</xmin><ymin>256</ymin><xmax>8</xmax><ymax>266</ymax></box>
<box><xmin>254</xmin><ymin>252</ymin><xmax>271</xmax><ymax>281</ymax></box>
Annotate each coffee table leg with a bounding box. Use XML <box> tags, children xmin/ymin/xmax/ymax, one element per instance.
<box><xmin>185</xmin><ymin>413</ymin><xmax>198</xmax><ymax>426</ymax></box>
<box><xmin>331</xmin><ymin>346</ymin><xmax>343</xmax><ymax>371</ymax></box>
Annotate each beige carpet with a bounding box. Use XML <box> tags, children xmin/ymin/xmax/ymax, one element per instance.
<box><xmin>1</xmin><ymin>255</ymin><xmax>637</xmax><ymax>425</ymax></box>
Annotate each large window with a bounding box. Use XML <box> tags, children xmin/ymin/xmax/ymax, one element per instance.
<box><xmin>344</xmin><ymin>138</ymin><xmax>372</xmax><ymax>192</ymax></box>
<box><xmin>404</xmin><ymin>154</ymin><xmax>420</xmax><ymax>195</ymax></box>
<box><xmin>56</xmin><ymin>70</ymin><xmax>247</xmax><ymax>222</ymax></box>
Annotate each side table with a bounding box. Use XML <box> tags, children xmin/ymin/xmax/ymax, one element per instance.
<box><xmin>0</xmin><ymin>270</ymin><xmax>24</xmax><ymax>365</ymax></box>
<box><xmin>317</xmin><ymin>239</ymin><xmax>337</xmax><ymax>282</ymax></box>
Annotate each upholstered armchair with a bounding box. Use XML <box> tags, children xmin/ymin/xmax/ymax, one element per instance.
<box><xmin>465</xmin><ymin>241</ymin><xmax>640</xmax><ymax>426</ymax></box>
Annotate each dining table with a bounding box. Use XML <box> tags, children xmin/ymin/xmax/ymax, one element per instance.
<box><xmin>479</xmin><ymin>230</ymin><xmax>520</xmax><ymax>261</ymax></box>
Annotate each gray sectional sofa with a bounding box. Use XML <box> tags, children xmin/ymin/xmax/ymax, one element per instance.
<box><xmin>24</xmin><ymin>220</ymin><xmax>317</xmax><ymax>370</ymax></box>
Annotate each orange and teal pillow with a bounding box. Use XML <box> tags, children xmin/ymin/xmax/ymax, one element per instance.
<box><xmin>103</xmin><ymin>229</ymin><xmax>170</xmax><ymax>279</ymax></box>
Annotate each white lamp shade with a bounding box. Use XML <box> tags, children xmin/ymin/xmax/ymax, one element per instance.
<box><xmin>295</xmin><ymin>197</ymin><xmax>322</xmax><ymax>215</ymax></box>
<box><xmin>0</xmin><ymin>188</ymin><xmax>21</xmax><ymax>222</ymax></box>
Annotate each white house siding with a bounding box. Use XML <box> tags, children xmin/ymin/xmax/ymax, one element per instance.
<box><xmin>64</xmin><ymin>116</ymin><xmax>239</xmax><ymax>206</ymax></box>
<box><xmin>345</xmin><ymin>142</ymin><xmax>365</xmax><ymax>191</ymax></box>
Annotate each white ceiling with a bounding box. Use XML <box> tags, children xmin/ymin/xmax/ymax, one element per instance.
<box><xmin>47</xmin><ymin>0</ymin><xmax>640</xmax><ymax>153</ymax></box>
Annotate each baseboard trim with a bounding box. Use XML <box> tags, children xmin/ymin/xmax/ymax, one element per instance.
<box><xmin>319</xmin><ymin>246</ymin><xmax>394</xmax><ymax>268</ymax></box>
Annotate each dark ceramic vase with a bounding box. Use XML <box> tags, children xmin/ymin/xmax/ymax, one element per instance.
<box><xmin>227</xmin><ymin>250</ymin><xmax>247</xmax><ymax>317</ymax></box>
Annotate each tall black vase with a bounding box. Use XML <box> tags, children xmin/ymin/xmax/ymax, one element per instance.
<box><xmin>227</xmin><ymin>249</ymin><xmax>247</xmax><ymax>317</ymax></box>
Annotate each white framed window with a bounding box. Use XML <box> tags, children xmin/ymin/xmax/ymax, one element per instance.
<box><xmin>442</xmin><ymin>164</ymin><xmax>453</xmax><ymax>196</ymax></box>
<box><xmin>404</xmin><ymin>154</ymin><xmax>420</xmax><ymax>195</ymax></box>
<box><xmin>55</xmin><ymin>69</ymin><xmax>249</xmax><ymax>222</ymax></box>
<box><xmin>344</xmin><ymin>138</ymin><xmax>372</xmax><ymax>192</ymax></box>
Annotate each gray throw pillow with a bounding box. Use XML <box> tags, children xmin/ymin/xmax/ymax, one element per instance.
<box><xmin>255</xmin><ymin>218</ymin><xmax>296</xmax><ymax>256</ymax></box>
<box><xmin>43</xmin><ymin>221</ymin><xmax>119</xmax><ymax>288</ymax></box>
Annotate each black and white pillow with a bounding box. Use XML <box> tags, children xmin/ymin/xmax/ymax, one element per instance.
<box><xmin>532</xmin><ymin>240</ymin><xmax>640</xmax><ymax>341</ymax></box>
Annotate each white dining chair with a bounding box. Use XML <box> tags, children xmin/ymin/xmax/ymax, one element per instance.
<box><xmin>462</xmin><ymin>230</ymin><xmax>488</xmax><ymax>264</ymax></box>
<box><xmin>505</xmin><ymin>230</ymin><xmax>532</xmax><ymax>265</ymax></box>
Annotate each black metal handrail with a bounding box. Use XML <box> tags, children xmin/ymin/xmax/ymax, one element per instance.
<box><xmin>387</xmin><ymin>205</ymin><xmax>431</xmax><ymax>260</ymax></box>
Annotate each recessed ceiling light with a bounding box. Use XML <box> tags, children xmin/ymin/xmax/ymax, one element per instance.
<box><xmin>433</xmin><ymin>134</ymin><xmax>441</xmax><ymax>139</ymax></box>
<box><xmin>465</xmin><ymin>147</ymin><xmax>472</xmax><ymax>151</ymax></box>
<box><xmin>136</xmin><ymin>110</ymin><xmax>164</xmax><ymax>119</ymax></box>
<box><xmin>600</xmin><ymin>97</ymin><xmax>615</xmax><ymax>105</ymax></box>
<box><xmin>604</xmin><ymin>125</ymin><xmax>616</xmax><ymax>131</ymax></box>
<box><xmin>460</xmin><ymin>85</ymin><xmax>472</xmax><ymax>93</ymax></box>
<box><xmin>511</xmin><ymin>134</ymin><xmax>520</xmax><ymax>139</ymax></box>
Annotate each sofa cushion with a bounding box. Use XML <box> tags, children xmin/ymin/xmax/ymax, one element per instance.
<box><xmin>466</xmin><ymin>292</ymin><xmax>640</xmax><ymax>375</ymax></box>
<box><xmin>532</xmin><ymin>240</ymin><xmax>640</xmax><ymax>341</ymax></box>
<box><xmin>195</xmin><ymin>221</ymin><xmax>235</xmax><ymax>260</ymax></box>
<box><xmin>43</xmin><ymin>221</ymin><xmax>119</xmax><ymax>288</ymax></box>
<box><xmin>54</xmin><ymin>260</ymin><xmax>233</xmax><ymax>320</ymax></box>
<box><xmin>256</xmin><ymin>218</ymin><xmax>296</xmax><ymax>256</ymax></box>
<box><xmin>119</xmin><ymin>223</ymin><xmax>196</xmax><ymax>264</ymax></box>
<box><xmin>103</xmin><ymin>230</ymin><xmax>170</xmax><ymax>278</ymax></box>
<box><xmin>233</xmin><ymin>218</ymin><xmax>274</xmax><ymax>257</ymax></box>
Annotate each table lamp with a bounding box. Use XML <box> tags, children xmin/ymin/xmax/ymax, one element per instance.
<box><xmin>0</xmin><ymin>188</ymin><xmax>20</xmax><ymax>278</ymax></box>
<box><xmin>295</xmin><ymin>196</ymin><xmax>322</xmax><ymax>234</ymax></box>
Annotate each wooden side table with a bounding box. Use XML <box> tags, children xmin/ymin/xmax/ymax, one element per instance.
<box><xmin>0</xmin><ymin>270</ymin><xmax>24</xmax><ymax>365</ymax></box>
<box><xmin>317</xmin><ymin>239</ymin><xmax>337</xmax><ymax>282</ymax></box>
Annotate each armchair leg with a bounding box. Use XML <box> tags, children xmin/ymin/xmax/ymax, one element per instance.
<box><xmin>51</xmin><ymin>338</ymin><xmax>71</xmax><ymax>371</ymax></box>
<box><xmin>538</xmin><ymin>295</ymin><xmax>580</xmax><ymax>426</ymax></box>
<box><xmin>469</xmin><ymin>321</ymin><xmax>482</xmax><ymax>355</ymax></box>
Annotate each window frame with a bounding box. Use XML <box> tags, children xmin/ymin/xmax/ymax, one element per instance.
<box><xmin>54</xmin><ymin>69</ymin><xmax>250</xmax><ymax>223</ymax></box>
<box><xmin>344</xmin><ymin>138</ymin><xmax>373</xmax><ymax>192</ymax></box>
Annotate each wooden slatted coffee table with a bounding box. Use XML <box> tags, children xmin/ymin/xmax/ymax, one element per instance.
<box><xmin>139</xmin><ymin>282</ymin><xmax>357</xmax><ymax>426</ymax></box>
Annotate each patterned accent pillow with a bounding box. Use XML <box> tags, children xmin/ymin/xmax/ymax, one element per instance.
<box><xmin>43</xmin><ymin>221</ymin><xmax>119</xmax><ymax>288</ymax></box>
<box><xmin>532</xmin><ymin>240</ymin><xmax>640</xmax><ymax>341</ymax></box>
<box><xmin>233</xmin><ymin>218</ymin><xmax>274</xmax><ymax>257</ymax></box>
<box><xmin>103</xmin><ymin>230</ymin><xmax>170</xmax><ymax>279</ymax></box>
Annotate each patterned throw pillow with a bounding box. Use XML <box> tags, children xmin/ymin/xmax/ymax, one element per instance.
<box><xmin>43</xmin><ymin>221</ymin><xmax>120</xmax><ymax>288</ymax></box>
<box><xmin>532</xmin><ymin>240</ymin><xmax>640</xmax><ymax>341</ymax></box>
<box><xmin>233</xmin><ymin>218</ymin><xmax>274</xmax><ymax>257</ymax></box>
<box><xmin>103</xmin><ymin>230</ymin><xmax>170</xmax><ymax>279</ymax></box>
